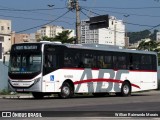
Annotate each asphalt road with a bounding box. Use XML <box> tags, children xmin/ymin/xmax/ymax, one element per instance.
<box><xmin>0</xmin><ymin>90</ymin><xmax>160</xmax><ymax>119</ymax></box>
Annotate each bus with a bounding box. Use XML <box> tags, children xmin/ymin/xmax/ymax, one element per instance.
<box><xmin>8</xmin><ymin>42</ymin><xmax>158</xmax><ymax>99</ymax></box>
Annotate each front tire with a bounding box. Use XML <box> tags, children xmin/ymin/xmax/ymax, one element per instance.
<box><xmin>58</xmin><ymin>82</ymin><xmax>74</xmax><ymax>99</ymax></box>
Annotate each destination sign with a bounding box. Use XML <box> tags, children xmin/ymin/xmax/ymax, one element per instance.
<box><xmin>15</xmin><ymin>45</ymin><xmax>38</xmax><ymax>50</ymax></box>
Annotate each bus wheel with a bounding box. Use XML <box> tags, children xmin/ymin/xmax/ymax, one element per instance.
<box><xmin>32</xmin><ymin>92</ymin><xmax>44</xmax><ymax>99</ymax></box>
<box><xmin>58</xmin><ymin>82</ymin><xmax>73</xmax><ymax>99</ymax></box>
<box><xmin>121</xmin><ymin>82</ymin><xmax>131</xmax><ymax>97</ymax></box>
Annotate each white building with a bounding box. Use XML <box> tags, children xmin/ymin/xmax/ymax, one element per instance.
<box><xmin>37</xmin><ymin>25</ymin><xmax>75</xmax><ymax>40</ymax></box>
<box><xmin>81</xmin><ymin>16</ymin><xmax>125</xmax><ymax>47</ymax></box>
<box><xmin>157</xmin><ymin>32</ymin><xmax>160</xmax><ymax>41</ymax></box>
<box><xmin>0</xmin><ymin>19</ymin><xmax>11</xmax><ymax>54</ymax></box>
<box><xmin>37</xmin><ymin>25</ymin><xmax>63</xmax><ymax>38</ymax></box>
<box><xmin>29</xmin><ymin>33</ymin><xmax>37</xmax><ymax>43</ymax></box>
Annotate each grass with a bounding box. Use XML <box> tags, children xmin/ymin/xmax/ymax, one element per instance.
<box><xmin>0</xmin><ymin>89</ymin><xmax>11</xmax><ymax>95</ymax></box>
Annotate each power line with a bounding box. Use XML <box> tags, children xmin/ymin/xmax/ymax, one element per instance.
<box><xmin>0</xmin><ymin>14</ymin><xmax>51</xmax><ymax>21</ymax></box>
<box><xmin>16</xmin><ymin>10</ymin><xmax>71</xmax><ymax>33</ymax></box>
<box><xmin>124</xmin><ymin>22</ymin><xmax>154</xmax><ymax>27</ymax></box>
<box><xmin>82</xmin><ymin>6</ymin><xmax>160</xmax><ymax>10</ymax></box>
<box><xmin>82</xmin><ymin>7</ymin><xmax>156</xmax><ymax>28</ymax></box>
<box><xmin>93</xmin><ymin>8</ymin><xmax>160</xmax><ymax>18</ymax></box>
<box><xmin>82</xmin><ymin>7</ymin><xmax>100</xmax><ymax>16</ymax></box>
<box><xmin>80</xmin><ymin>10</ymin><xmax>90</xmax><ymax>18</ymax></box>
<box><xmin>0</xmin><ymin>14</ymin><xmax>75</xmax><ymax>25</ymax></box>
<box><xmin>0</xmin><ymin>7</ymin><xmax>66</xmax><ymax>12</ymax></box>
<box><xmin>148</xmin><ymin>23</ymin><xmax>160</xmax><ymax>30</ymax></box>
<box><xmin>0</xmin><ymin>4</ymin><xmax>71</xmax><ymax>19</ymax></box>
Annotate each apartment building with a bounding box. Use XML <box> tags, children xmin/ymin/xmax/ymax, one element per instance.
<box><xmin>0</xmin><ymin>19</ymin><xmax>11</xmax><ymax>55</ymax></box>
<box><xmin>11</xmin><ymin>32</ymin><xmax>38</xmax><ymax>44</ymax></box>
<box><xmin>37</xmin><ymin>25</ymin><xmax>63</xmax><ymax>38</ymax></box>
<box><xmin>12</xmin><ymin>33</ymin><xmax>29</xmax><ymax>44</ymax></box>
<box><xmin>81</xmin><ymin>16</ymin><xmax>125</xmax><ymax>47</ymax></box>
<box><xmin>37</xmin><ymin>25</ymin><xmax>75</xmax><ymax>40</ymax></box>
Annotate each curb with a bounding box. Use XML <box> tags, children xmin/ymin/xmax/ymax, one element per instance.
<box><xmin>0</xmin><ymin>90</ymin><xmax>159</xmax><ymax>99</ymax></box>
<box><xmin>0</xmin><ymin>95</ymin><xmax>33</xmax><ymax>99</ymax></box>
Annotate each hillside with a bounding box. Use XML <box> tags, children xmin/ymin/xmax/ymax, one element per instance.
<box><xmin>127</xmin><ymin>29</ymin><xmax>159</xmax><ymax>43</ymax></box>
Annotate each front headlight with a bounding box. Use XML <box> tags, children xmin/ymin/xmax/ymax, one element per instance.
<box><xmin>34</xmin><ymin>77</ymin><xmax>41</xmax><ymax>85</ymax></box>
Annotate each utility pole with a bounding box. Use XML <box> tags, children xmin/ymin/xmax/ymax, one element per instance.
<box><xmin>75</xmin><ymin>0</ymin><xmax>81</xmax><ymax>44</ymax></box>
<box><xmin>68</xmin><ymin>0</ymin><xmax>81</xmax><ymax>44</ymax></box>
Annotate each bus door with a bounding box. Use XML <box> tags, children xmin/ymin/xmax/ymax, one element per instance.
<box><xmin>42</xmin><ymin>45</ymin><xmax>62</xmax><ymax>92</ymax></box>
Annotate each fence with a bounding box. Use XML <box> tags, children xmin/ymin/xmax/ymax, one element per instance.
<box><xmin>0</xmin><ymin>55</ymin><xmax>9</xmax><ymax>91</ymax></box>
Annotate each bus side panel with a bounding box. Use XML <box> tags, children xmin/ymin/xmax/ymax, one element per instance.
<box><xmin>42</xmin><ymin>71</ymin><xmax>58</xmax><ymax>92</ymax></box>
<box><xmin>42</xmin><ymin>69</ymin><xmax>158</xmax><ymax>93</ymax></box>
<box><xmin>140</xmin><ymin>71</ymin><xmax>157</xmax><ymax>90</ymax></box>
<box><xmin>42</xmin><ymin>69</ymin><xmax>90</xmax><ymax>93</ymax></box>
<box><xmin>128</xmin><ymin>71</ymin><xmax>157</xmax><ymax>92</ymax></box>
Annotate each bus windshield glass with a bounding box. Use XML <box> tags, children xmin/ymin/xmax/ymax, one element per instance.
<box><xmin>9</xmin><ymin>54</ymin><xmax>41</xmax><ymax>73</ymax></box>
<box><xmin>9</xmin><ymin>44</ymin><xmax>42</xmax><ymax>74</ymax></box>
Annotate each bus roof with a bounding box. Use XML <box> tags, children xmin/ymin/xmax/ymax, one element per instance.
<box><xmin>13</xmin><ymin>42</ymin><xmax>157</xmax><ymax>55</ymax></box>
<box><xmin>64</xmin><ymin>43</ymin><xmax>157</xmax><ymax>55</ymax></box>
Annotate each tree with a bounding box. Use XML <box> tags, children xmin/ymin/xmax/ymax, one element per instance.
<box><xmin>37</xmin><ymin>36</ymin><xmax>54</xmax><ymax>42</ymax></box>
<box><xmin>137</xmin><ymin>40</ymin><xmax>158</xmax><ymax>51</ymax></box>
<box><xmin>53</xmin><ymin>30</ymin><xmax>75</xmax><ymax>43</ymax></box>
<box><xmin>138</xmin><ymin>40</ymin><xmax>160</xmax><ymax>64</ymax></box>
<box><xmin>128</xmin><ymin>30</ymin><xmax>151</xmax><ymax>43</ymax></box>
<box><xmin>127</xmin><ymin>29</ymin><xmax>159</xmax><ymax>43</ymax></box>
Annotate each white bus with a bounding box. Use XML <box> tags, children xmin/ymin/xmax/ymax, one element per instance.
<box><xmin>8</xmin><ymin>42</ymin><xmax>158</xmax><ymax>98</ymax></box>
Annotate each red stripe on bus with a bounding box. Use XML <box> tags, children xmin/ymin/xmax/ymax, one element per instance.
<box><xmin>73</xmin><ymin>78</ymin><xmax>140</xmax><ymax>89</ymax></box>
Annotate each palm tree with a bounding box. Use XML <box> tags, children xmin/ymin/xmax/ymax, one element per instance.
<box><xmin>38</xmin><ymin>30</ymin><xmax>76</xmax><ymax>43</ymax></box>
<box><xmin>53</xmin><ymin>30</ymin><xmax>75</xmax><ymax>43</ymax></box>
<box><xmin>137</xmin><ymin>40</ymin><xmax>158</xmax><ymax>51</ymax></box>
<box><xmin>137</xmin><ymin>40</ymin><xmax>148</xmax><ymax>50</ymax></box>
<box><xmin>138</xmin><ymin>40</ymin><xmax>160</xmax><ymax>64</ymax></box>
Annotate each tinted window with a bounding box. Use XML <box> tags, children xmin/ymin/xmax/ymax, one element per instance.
<box><xmin>129</xmin><ymin>54</ymin><xmax>157</xmax><ymax>70</ymax></box>
<box><xmin>82</xmin><ymin>52</ymin><xmax>96</xmax><ymax>68</ymax></box>
<box><xmin>43</xmin><ymin>45</ymin><xmax>62</xmax><ymax>75</ymax></box>
<box><xmin>64</xmin><ymin>51</ymin><xmax>80</xmax><ymax>68</ymax></box>
<box><xmin>113</xmin><ymin>53</ymin><xmax>128</xmax><ymax>69</ymax></box>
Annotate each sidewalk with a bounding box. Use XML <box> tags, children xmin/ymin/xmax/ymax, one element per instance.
<box><xmin>0</xmin><ymin>90</ymin><xmax>159</xmax><ymax>99</ymax></box>
<box><xmin>0</xmin><ymin>93</ymin><xmax>33</xmax><ymax>99</ymax></box>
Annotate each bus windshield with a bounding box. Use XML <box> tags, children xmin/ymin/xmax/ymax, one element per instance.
<box><xmin>9</xmin><ymin>53</ymin><xmax>42</xmax><ymax>74</ymax></box>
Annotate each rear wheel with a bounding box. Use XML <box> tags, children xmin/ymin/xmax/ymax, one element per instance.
<box><xmin>116</xmin><ymin>82</ymin><xmax>131</xmax><ymax>97</ymax></box>
<box><xmin>58</xmin><ymin>82</ymin><xmax>74</xmax><ymax>99</ymax></box>
<box><xmin>32</xmin><ymin>92</ymin><xmax>44</xmax><ymax>99</ymax></box>
<box><xmin>121</xmin><ymin>82</ymin><xmax>131</xmax><ymax>96</ymax></box>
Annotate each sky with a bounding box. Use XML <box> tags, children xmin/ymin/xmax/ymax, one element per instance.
<box><xmin>0</xmin><ymin>0</ymin><xmax>160</xmax><ymax>33</ymax></box>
